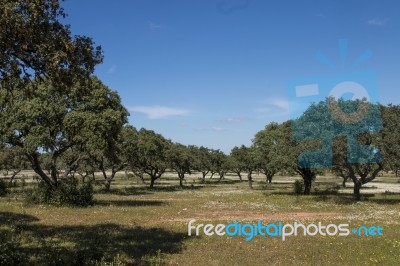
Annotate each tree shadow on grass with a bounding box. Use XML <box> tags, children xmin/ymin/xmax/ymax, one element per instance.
<box><xmin>97</xmin><ymin>186</ymin><xmax>152</xmax><ymax>196</ymax></box>
<box><xmin>0</xmin><ymin>212</ymin><xmax>186</xmax><ymax>265</ymax></box>
<box><xmin>0</xmin><ymin>211</ymin><xmax>39</xmax><ymax>224</ymax></box>
<box><xmin>95</xmin><ymin>199</ymin><xmax>165</xmax><ymax>207</ymax></box>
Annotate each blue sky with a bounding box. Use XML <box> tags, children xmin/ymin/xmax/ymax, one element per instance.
<box><xmin>62</xmin><ymin>0</ymin><xmax>400</xmax><ymax>153</ymax></box>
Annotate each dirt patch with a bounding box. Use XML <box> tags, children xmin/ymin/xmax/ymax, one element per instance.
<box><xmin>168</xmin><ymin>210</ymin><xmax>340</xmax><ymax>222</ymax></box>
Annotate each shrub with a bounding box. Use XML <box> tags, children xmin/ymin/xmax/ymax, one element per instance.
<box><xmin>26</xmin><ymin>178</ymin><xmax>93</xmax><ymax>207</ymax></box>
<box><xmin>0</xmin><ymin>179</ymin><xmax>7</xmax><ymax>196</ymax></box>
<box><xmin>293</xmin><ymin>180</ymin><xmax>304</xmax><ymax>195</ymax></box>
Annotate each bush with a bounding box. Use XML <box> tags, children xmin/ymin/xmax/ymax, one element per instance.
<box><xmin>0</xmin><ymin>179</ymin><xmax>7</xmax><ymax>196</ymax></box>
<box><xmin>293</xmin><ymin>180</ymin><xmax>304</xmax><ymax>195</ymax></box>
<box><xmin>26</xmin><ymin>178</ymin><xmax>93</xmax><ymax>207</ymax></box>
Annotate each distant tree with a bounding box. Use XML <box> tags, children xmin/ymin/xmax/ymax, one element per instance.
<box><xmin>380</xmin><ymin>104</ymin><xmax>400</xmax><ymax>177</ymax></box>
<box><xmin>229</xmin><ymin>146</ymin><xmax>246</xmax><ymax>181</ymax></box>
<box><xmin>0</xmin><ymin>146</ymin><xmax>28</xmax><ymax>184</ymax></box>
<box><xmin>168</xmin><ymin>143</ymin><xmax>192</xmax><ymax>187</ymax></box>
<box><xmin>209</xmin><ymin>150</ymin><xmax>229</xmax><ymax>180</ymax></box>
<box><xmin>189</xmin><ymin>146</ymin><xmax>212</xmax><ymax>183</ymax></box>
<box><xmin>134</xmin><ymin>129</ymin><xmax>171</xmax><ymax>188</ymax></box>
<box><xmin>254</xmin><ymin>120</ymin><xmax>319</xmax><ymax>194</ymax></box>
<box><xmin>231</xmin><ymin>145</ymin><xmax>258</xmax><ymax>189</ymax></box>
<box><xmin>0</xmin><ymin>77</ymin><xmax>128</xmax><ymax>190</ymax></box>
<box><xmin>121</xmin><ymin>126</ymin><xmax>147</xmax><ymax>184</ymax></box>
<box><xmin>253</xmin><ymin>122</ymin><xmax>287</xmax><ymax>184</ymax></box>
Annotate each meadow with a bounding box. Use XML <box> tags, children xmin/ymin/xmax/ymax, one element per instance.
<box><xmin>1</xmin><ymin>172</ymin><xmax>400</xmax><ymax>265</ymax></box>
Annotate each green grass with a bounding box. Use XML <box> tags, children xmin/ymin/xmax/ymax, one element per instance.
<box><xmin>1</xmin><ymin>173</ymin><xmax>400</xmax><ymax>265</ymax></box>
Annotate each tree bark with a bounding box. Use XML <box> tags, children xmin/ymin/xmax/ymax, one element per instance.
<box><xmin>201</xmin><ymin>172</ymin><xmax>207</xmax><ymax>183</ymax></box>
<box><xmin>248</xmin><ymin>172</ymin><xmax>253</xmax><ymax>190</ymax></box>
<box><xmin>303</xmin><ymin>176</ymin><xmax>312</xmax><ymax>195</ymax></box>
<box><xmin>353</xmin><ymin>180</ymin><xmax>362</xmax><ymax>201</ymax></box>
<box><xmin>237</xmin><ymin>172</ymin><xmax>242</xmax><ymax>181</ymax></box>
<box><xmin>266</xmin><ymin>173</ymin><xmax>273</xmax><ymax>184</ymax></box>
<box><xmin>104</xmin><ymin>179</ymin><xmax>111</xmax><ymax>192</ymax></box>
<box><xmin>150</xmin><ymin>176</ymin><xmax>155</xmax><ymax>188</ymax></box>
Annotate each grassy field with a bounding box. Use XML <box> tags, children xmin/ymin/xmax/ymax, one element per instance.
<box><xmin>1</xmin><ymin>173</ymin><xmax>400</xmax><ymax>265</ymax></box>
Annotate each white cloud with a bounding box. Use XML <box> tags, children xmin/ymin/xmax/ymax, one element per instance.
<box><xmin>367</xmin><ymin>18</ymin><xmax>389</xmax><ymax>26</ymax></box>
<box><xmin>255</xmin><ymin>97</ymin><xmax>291</xmax><ymax>118</ymax></box>
<box><xmin>129</xmin><ymin>106</ymin><xmax>190</xmax><ymax>119</ymax></box>
<box><xmin>148</xmin><ymin>20</ymin><xmax>166</xmax><ymax>30</ymax></box>
<box><xmin>212</xmin><ymin>127</ymin><xmax>226</xmax><ymax>132</ymax></box>
<box><xmin>257</xmin><ymin>98</ymin><xmax>289</xmax><ymax>113</ymax></box>
<box><xmin>219</xmin><ymin>117</ymin><xmax>243</xmax><ymax>123</ymax></box>
<box><xmin>107</xmin><ymin>64</ymin><xmax>117</xmax><ymax>74</ymax></box>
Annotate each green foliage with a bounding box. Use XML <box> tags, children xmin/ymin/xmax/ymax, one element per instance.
<box><xmin>0</xmin><ymin>0</ymin><xmax>102</xmax><ymax>94</ymax></box>
<box><xmin>26</xmin><ymin>178</ymin><xmax>93</xmax><ymax>206</ymax></box>
<box><xmin>0</xmin><ymin>179</ymin><xmax>7</xmax><ymax>196</ymax></box>
<box><xmin>0</xmin><ymin>76</ymin><xmax>128</xmax><ymax>189</ymax></box>
<box><xmin>293</xmin><ymin>180</ymin><xmax>304</xmax><ymax>195</ymax></box>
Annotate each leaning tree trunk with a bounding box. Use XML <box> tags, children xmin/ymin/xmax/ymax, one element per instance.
<box><xmin>237</xmin><ymin>172</ymin><xmax>242</xmax><ymax>181</ymax></box>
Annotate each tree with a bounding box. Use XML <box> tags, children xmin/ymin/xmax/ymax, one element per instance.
<box><xmin>253</xmin><ymin>122</ymin><xmax>287</xmax><ymax>184</ymax></box>
<box><xmin>296</xmin><ymin>98</ymin><xmax>384</xmax><ymax>200</ymax></box>
<box><xmin>0</xmin><ymin>0</ymin><xmax>102</xmax><ymax>94</ymax></box>
<box><xmin>380</xmin><ymin>104</ymin><xmax>400</xmax><ymax>176</ymax></box>
<box><xmin>168</xmin><ymin>143</ymin><xmax>192</xmax><ymax>187</ymax></box>
<box><xmin>0</xmin><ymin>77</ymin><xmax>128</xmax><ymax>189</ymax></box>
<box><xmin>134</xmin><ymin>129</ymin><xmax>171</xmax><ymax>188</ymax></box>
<box><xmin>0</xmin><ymin>145</ymin><xmax>28</xmax><ymax>184</ymax></box>
<box><xmin>121</xmin><ymin>126</ymin><xmax>147</xmax><ymax>184</ymax></box>
<box><xmin>229</xmin><ymin>146</ymin><xmax>246</xmax><ymax>181</ymax></box>
<box><xmin>238</xmin><ymin>145</ymin><xmax>259</xmax><ymax>189</ymax></box>
<box><xmin>189</xmin><ymin>146</ymin><xmax>212</xmax><ymax>183</ymax></box>
<box><xmin>209</xmin><ymin>150</ymin><xmax>229</xmax><ymax>181</ymax></box>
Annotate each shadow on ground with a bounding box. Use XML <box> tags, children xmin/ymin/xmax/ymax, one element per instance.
<box><xmin>0</xmin><ymin>211</ymin><xmax>186</xmax><ymax>265</ymax></box>
<box><xmin>95</xmin><ymin>199</ymin><xmax>165</xmax><ymax>207</ymax></box>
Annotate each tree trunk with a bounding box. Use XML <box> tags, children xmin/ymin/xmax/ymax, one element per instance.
<box><xmin>248</xmin><ymin>173</ymin><xmax>253</xmax><ymax>190</ymax></box>
<box><xmin>179</xmin><ymin>173</ymin><xmax>185</xmax><ymax>187</ymax></box>
<box><xmin>150</xmin><ymin>176</ymin><xmax>155</xmax><ymax>188</ymax></box>
<box><xmin>104</xmin><ymin>179</ymin><xmax>111</xmax><ymax>192</ymax></box>
<box><xmin>342</xmin><ymin>176</ymin><xmax>348</xmax><ymax>188</ymax></box>
<box><xmin>201</xmin><ymin>172</ymin><xmax>207</xmax><ymax>183</ymax></box>
<box><xmin>237</xmin><ymin>172</ymin><xmax>242</xmax><ymax>181</ymax></box>
<box><xmin>266</xmin><ymin>173</ymin><xmax>273</xmax><ymax>184</ymax></box>
<box><xmin>303</xmin><ymin>177</ymin><xmax>312</xmax><ymax>195</ymax></box>
<box><xmin>353</xmin><ymin>181</ymin><xmax>362</xmax><ymax>201</ymax></box>
<box><xmin>8</xmin><ymin>170</ymin><xmax>21</xmax><ymax>186</ymax></box>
